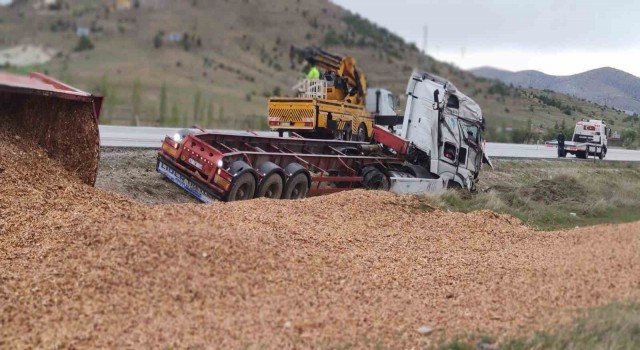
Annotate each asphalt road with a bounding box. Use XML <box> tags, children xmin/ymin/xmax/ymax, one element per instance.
<box><xmin>485</xmin><ymin>142</ymin><xmax>640</xmax><ymax>161</ymax></box>
<box><xmin>99</xmin><ymin>125</ymin><xmax>640</xmax><ymax>162</ymax></box>
<box><xmin>99</xmin><ymin>125</ymin><xmax>274</xmax><ymax>148</ymax></box>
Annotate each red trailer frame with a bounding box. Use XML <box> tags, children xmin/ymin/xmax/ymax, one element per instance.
<box><xmin>157</xmin><ymin>127</ymin><xmax>410</xmax><ymax>202</ymax></box>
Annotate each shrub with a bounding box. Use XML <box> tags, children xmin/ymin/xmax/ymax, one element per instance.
<box><xmin>322</xmin><ymin>30</ymin><xmax>340</xmax><ymax>46</ymax></box>
<box><xmin>153</xmin><ymin>31</ymin><xmax>164</xmax><ymax>48</ymax></box>
<box><xmin>488</xmin><ymin>81</ymin><xmax>509</xmax><ymax>96</ymax></box>
<box><xmin>74</xmin><ymin>36</ymin><xmax>94</xmax><ymax>52</ymax></box>
<box><xmin>621</xmin><ymin>129</ymin><xmax>638</xmax><ymax>148</ymax></box>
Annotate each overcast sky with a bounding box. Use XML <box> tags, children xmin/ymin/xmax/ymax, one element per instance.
<box><xmin>332</xmin><ymin>0</ymin><xmax>640</xmax><ymax>77</ymax></box>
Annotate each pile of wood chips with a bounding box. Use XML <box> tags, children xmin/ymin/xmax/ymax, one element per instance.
<box><xmin>1</xmin><ymin>135</ymin><xmax>639</xmax><ymax>348</ymax></box>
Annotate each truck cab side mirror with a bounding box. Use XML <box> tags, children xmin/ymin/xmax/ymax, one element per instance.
<box><xmin>433</xmin><ymin>90</ymin><xmax>440</xmax><ymax>110</ymax></box>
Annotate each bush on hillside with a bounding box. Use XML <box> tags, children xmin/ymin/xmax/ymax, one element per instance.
<box><xmin>488</xmin><ymin>81</ymin><xmax>509</xmax><ymax>96</ymax></box>
<box><xmin>322</xmin><ymin>30</ymin><xmax>340</xmax><ymax>46</ymax></box>
<box><xmin>74</xmin><ymin>36</ymin><xmax>94</xmax><ymax>52</ymax></box>
<box><xmin>621</xmin><ymin>129</ymin><xmax>638</xmax><ymax>148</ymax></box>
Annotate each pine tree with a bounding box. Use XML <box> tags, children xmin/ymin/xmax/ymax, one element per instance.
<box><xmin>97</xmin><ymin>75</ymin><xmax>112</xmax><ymax>124</ymax></box>
<box><xmin>193</xmin><ymin>89</ymin><xmax>202</xmax><ymax>125</ymax></box>
<box><xmin>218</xmin><ymin>105</ymin><xmax>225</xmax><ymax>122</ymax></box>
<box><xmin>104</xmin><ymin>89</ymin><xmax>117</xmax><ymax>125</ymax></box>
<box><xmin>131</xmin><ymin>80</ymin><xmax>142</xmax><ymax>126</ymax></box>
<box><xmin>159</xmin><ymin>82</ymin><xmax>168</xmax><ymax>126</ymax></box>
<box><xmin>206</xmin><ymin>98</ymin><xmax>214</xmax><ymax>127</ymax></box>
<box><xmin>169</xmin><ymin>102</ymin><xmax>180</xmax><ymax>127</ymax></box>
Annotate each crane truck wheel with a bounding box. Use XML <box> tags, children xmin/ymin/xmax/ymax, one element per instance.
<box><xmin>353</xmin><ymin>123</ymin><xmax>368</xmax><ymax>142</ymax></box>
<box><xmin>362</xmin><ymin>167</ymin><xmax>390</xmax><ymax>191</ymax></box>
<box><xmin>342</xmin><ymin>122</ymin><xmax>353</xmax><ymax>141</ymax></box>
<box><xmin>227</xmin><ymin>173</ymin><xmax>257</xmax><ymax>201</ymax></box>
<box><xmin>256</xmin><ymin>174</ymin><xmax>284</xmax><ymax>199</ymax></box>
<box><xmin>282</xmin><ymin>173</ymin><xmax>309</xmax><ymax>199</ymax></box>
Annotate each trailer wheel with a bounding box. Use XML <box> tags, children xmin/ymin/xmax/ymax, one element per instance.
<box><xmin>362</xmin><ymin>168</ymin><xmax>389</xmax><ymax>191</ymax></box>
<box><xmin>227</xmin><ymin>173</ymin><xmax>256</xmax><ymax>201</ymax></box>
<box><xmin>283</xmin><ymin>173</ymin><xmax>309</xmax><ymax>200</ymax></box>
<box><xmin>353</xmin><ymin>123</ymin><xmax>368</xmax><ymax>142</ymax></box>
<box><xmin>256</xmin><ymin>173</ymin><xmax>284</xmax><ymax>199</ymax></box>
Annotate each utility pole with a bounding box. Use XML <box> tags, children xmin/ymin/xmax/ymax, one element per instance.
<box><xmin>422</xmin><ymin>25</ymin><xmax>428</xmax><ymax>70</ymax></box>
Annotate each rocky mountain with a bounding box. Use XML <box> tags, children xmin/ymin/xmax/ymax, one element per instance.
<box><xmin>471</xmin><ymin>66</ymin><xmax>640</xmax><ymax>114</ymax></box>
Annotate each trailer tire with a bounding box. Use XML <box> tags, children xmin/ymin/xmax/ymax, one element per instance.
<box><xmin>283</xmin><ymin>173</ymin><xmax>309</xmax><ymax>200</ymax></box>
<box><xmin>362</xmin><ymin>168</ymin><xmax>389</xmax><ymax>191</ymax></box>
<box><xmin>360</xmin><ymin>165</ymin><xmax>379</xmax><ymax>179</ymax></box>
<box><xmin>227</xmin><ymin>173</ymin><xmax>256</xmax><ymax>201</ymax></box>
<box><xmin>229</xmin><ymin>160</ymin><xmax>253</xmax><ymax>176</ymax></box>
<box><xmin>599</xmin><ymin>147</ymin><xmax>606</xmax><ymax>160</ymax></box>
<box><xmin>256</xmin><ymin>173</ymin><xmax>284</xmax><ymax>199</ymax></box>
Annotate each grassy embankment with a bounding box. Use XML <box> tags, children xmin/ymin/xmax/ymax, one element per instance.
<box><xmin>424</xmin><ymin>159</ymin><xmax>640</xmax><ymax>231</ymax></box>
<box><xmin>435</xmin><ymin>302</ymin><xmax>640</xmax><ymax>350</ymax></box>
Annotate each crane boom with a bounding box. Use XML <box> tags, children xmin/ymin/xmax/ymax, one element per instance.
<box><xmin>289</xmin><ymin>46</ymin><xmax>367</xmax><ymax>105</ymax></box>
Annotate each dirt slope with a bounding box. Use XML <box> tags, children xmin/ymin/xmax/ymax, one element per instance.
<box><xmin>1</xmin><ymin>137</ymin><xmax>639</xmax><ymax>348</ymax></box>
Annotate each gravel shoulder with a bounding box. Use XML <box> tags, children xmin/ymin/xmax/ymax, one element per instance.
<box><xmin>96</xmin><ymin>147</ymin><xmax>196</xmax><ymax>204</ymax></box>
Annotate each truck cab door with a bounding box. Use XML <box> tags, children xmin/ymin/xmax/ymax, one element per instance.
<box><xmin>439</xmin><ymin>115</ymin><xmax>460</xmax><ymax>163</ymax></box>
<box><xmin>402</xmin><ymin>80</ymin><xmax>441</xmax><ymax>157</ymax></box>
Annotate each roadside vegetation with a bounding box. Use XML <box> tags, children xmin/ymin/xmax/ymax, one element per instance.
<box><xmin>427</xmin><ymin>159</ymin><xmax>640</xmax><ymax>230</ymax></box>
<box><xmin>434</xmin><ymin>302</ymin><xmax>640</xmax><ymax>350</ymax></box>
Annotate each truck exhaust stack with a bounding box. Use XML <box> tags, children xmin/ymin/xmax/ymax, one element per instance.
<box><xmin>0</xmin><ymin>72</ymin><xmax>102</xmax><ymax>185</ymax></box>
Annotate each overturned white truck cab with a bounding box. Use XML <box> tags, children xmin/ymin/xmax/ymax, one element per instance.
<box><xmin>393</xmin><ymin>70</ymin><xmax>492</xmax><ymax>191</ymax></box>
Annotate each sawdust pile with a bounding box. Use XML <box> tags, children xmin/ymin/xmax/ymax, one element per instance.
<box><xmin>1</xmin><ymin>136</ymin><xmax>639</xmax><ymax>349</ymax></box>
<box><xmin>0</xmin><ymin>91</ymin><xmax>100</xmax><ymax>185</ymax></box>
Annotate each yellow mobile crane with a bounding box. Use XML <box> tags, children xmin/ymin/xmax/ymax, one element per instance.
<box><xmin>268</xmin><ymin>46</ymin><xmax>375</xmax><ymax>141</ymax></box>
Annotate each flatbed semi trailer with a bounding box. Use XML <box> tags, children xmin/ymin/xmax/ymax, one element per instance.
<box><xmin>157</xmin><ymin>126</ymin><xmax>446</xmax><ymax>202</ymax></box>
<box><xmin>158</xmin><ymin>70</ymin><xmax>491</xmax><ymax>202</ymax></box>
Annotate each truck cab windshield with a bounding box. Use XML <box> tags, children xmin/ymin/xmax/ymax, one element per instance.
<box><xmin>461</xmin><ymin>122</ymin><xmax>480</xmax><ymax>145</ymax></box>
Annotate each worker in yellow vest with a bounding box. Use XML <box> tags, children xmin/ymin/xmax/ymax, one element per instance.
<box><xmin>307</xmin><ymin>65</ymin><xmax>320</xmax><ymax>80</ymax></box>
